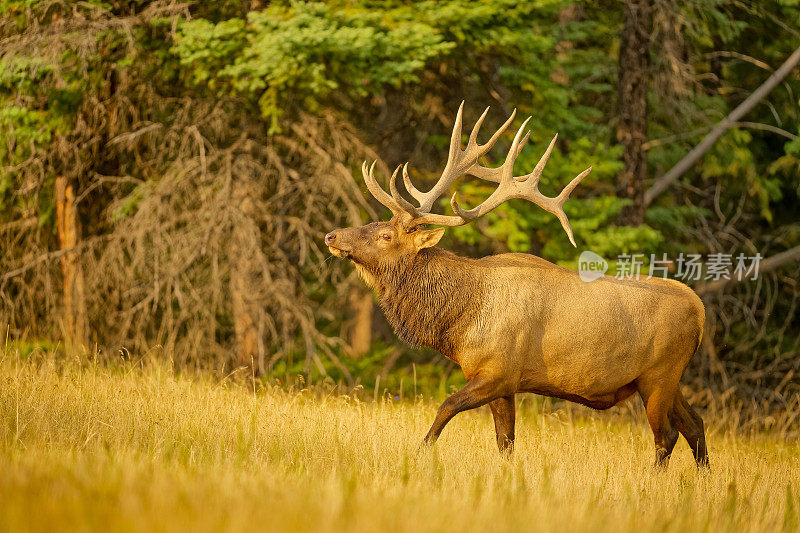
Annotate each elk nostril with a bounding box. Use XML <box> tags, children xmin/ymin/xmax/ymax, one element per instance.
<box><xmin>325</xmin><ymin>232</ymin><xmax>336</xmax><ymax>245</ymax></box>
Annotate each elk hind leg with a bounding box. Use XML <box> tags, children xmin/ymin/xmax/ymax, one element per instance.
<box><xmin>638</xmin><ymin>379</ymin><xmax>679</xmax><ymax>468</ymax></box>
<box><xmin>488</xmin><ymin>395</ymin><xmax>515</xmax><ymax>454</ymax></box>
<box><xmin>668</xmin><ymin>389</ymin><xmax>709</xmax><ymax>468</ymax></box>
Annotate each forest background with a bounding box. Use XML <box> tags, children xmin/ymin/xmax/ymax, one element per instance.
<box><xmin>1</xmin><ymin>0</ymin><xmax>798</xmax><ymax>427</ymax></box>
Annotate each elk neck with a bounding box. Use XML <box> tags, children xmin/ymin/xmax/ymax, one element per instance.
<box><xmin>359</xmin><ymin>247</ymin><xmax>483</xmax><ymax>358</ymax></box>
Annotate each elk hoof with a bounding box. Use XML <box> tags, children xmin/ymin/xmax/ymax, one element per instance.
<box><xmin>417</xmin><ymin>436</ymin><xmax>436</xmax><ymax>453</ymax></box>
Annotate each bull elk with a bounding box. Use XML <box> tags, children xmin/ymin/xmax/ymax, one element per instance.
<box><xmin>325</xmin><ymin>104</ymin><xmax>708</xmax><ymax>467</ymax></box>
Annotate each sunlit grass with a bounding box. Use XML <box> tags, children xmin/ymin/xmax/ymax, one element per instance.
<box><xmin>1</xmin><ymin>349</ymin><xmax>798</xmax><ymax>533</ymax></box>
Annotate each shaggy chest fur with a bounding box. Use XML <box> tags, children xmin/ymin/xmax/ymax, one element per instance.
<box><xmin>364</xmin><ymin>249</ymin><xmax>482</xmax><ymax>359</ymax></box>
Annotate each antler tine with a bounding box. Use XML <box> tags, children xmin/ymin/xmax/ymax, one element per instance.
<box><xmin>389</xmin><ymin>164</ymin><xmax>421</xmax><ymax>216</ymax></box>
<box><xmin>402</xmin><ymin>103</ymin><xmax>465</xmax><ymax>210</ymax></box>
<box><xmin>541</xmin><ymin>166</ymin><xmax>592</xmax><ymax>247</ymax></box>
<box><xmin>516</xmin><ymin>134</ymin><xmax>557</xmax><ymax>185</ymax></box>
<box><xmin>401</xmin><ymin>164</ymin><xmax>423</xmax><ymax>205</ymax></box>
<box><xmin>506</xmin><ymin>117</ymin><xmax>531</xmax><ymax>172</ymax></box>
<box><xmin>467</xmin><ymin>106</ymin><xmax>491</xmax><ymax>148</ymax></box>
<box><xmin>362</xmin><ymin>160</ymin><xmax>410</xmax><ymax>219</ymax></box>
<box><xmin>477</xmin><ymin>108</ymin><xmax>517</xmax><ymax>156</ymax></box>
<box><xmin>406</xmin><ymin>102</ymin><xmax>467</xmax><ymax>212</ymax></box>
<box><xmin>448</xmin><ymin>101</ymin><xmax>465</xmax><ymax>161</ymax></box>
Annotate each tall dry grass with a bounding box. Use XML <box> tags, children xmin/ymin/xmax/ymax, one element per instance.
<box><xmin>1</xmin><ymin>348</ymin><xmax>798</xmax><ymax>533</ymax></box>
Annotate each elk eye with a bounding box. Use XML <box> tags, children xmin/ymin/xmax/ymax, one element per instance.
<box><xmin>381</xmin><ymin>233</ymin><xmax>392</xmax><ymax>241</ymax></box>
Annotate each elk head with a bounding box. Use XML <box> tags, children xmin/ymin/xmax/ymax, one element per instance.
<box><xmin>325</xmin><ymin>103</ymin><xmax>593</xmax><ymax>273</ymax></box>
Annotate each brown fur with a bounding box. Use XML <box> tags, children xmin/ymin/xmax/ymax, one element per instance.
<box><xmin>325</xmin><ymin>217</ymin><xmax>709</xmax><ymax>467</ymax></box>
<box><xmin>368</xmin><ymin>248</ymin><xmax>483</xmax><ymax>358</ymax></box>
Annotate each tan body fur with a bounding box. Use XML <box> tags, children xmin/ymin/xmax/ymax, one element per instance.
<box><xmin>456</xmin><ymin>252</ymin><xmax>704</xmax><ymax>410</ymax></box>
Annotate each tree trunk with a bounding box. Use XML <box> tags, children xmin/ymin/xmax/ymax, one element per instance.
<box><xmin>55</xmin><ymin>176</ymin><xmax>88</xmax><ymax>349</ymax></box>
<box><xmin>616</xmin><ymin>0</ymin><xmax>652</xmax><ymax>225</ymax></box>
<box><xmin>345</xmin><ymin>291</ymin><xmax>373</xmax><ymax>357</ymax></box>
<box><xmin>230</xmin><ymin>182</ymin><xmax>260</xmax><ymax>370</ymax></box>
<box><xmin>550</xmin><ymin>4</ymin><xmax>581</xmax><ymax>85</ymax></box>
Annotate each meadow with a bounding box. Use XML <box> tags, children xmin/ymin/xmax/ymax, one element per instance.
<box><xmin>1</xmin><ymin>348</ymin><xmax>798</xmax><ymax>533</ymax></box>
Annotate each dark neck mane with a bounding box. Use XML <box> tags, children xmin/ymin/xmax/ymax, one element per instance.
<box><xmin>365</xmin><ymin>248</ymin><xmax>482</xmax><ymax>357</ymax></box>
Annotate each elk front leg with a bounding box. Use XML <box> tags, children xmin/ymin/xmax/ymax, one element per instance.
<box><xmin>489</xmin><ymin>395</ymin><xmax>516</xmax><ymax>454</ymax></box>
<box><xmin>423</xmin><ymin>375</ymin><xmax>511</xmax><ymax>446</ymax></box>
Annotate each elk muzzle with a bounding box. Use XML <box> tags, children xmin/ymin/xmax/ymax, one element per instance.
<box><xmin>324</xmin><ymin>229</ymin><xmax>353</xmax><ymax>258</ymax></box>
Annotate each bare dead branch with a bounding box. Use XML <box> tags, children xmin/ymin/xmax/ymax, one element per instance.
<box><xmin>645</xmin><ymin>46</ymin><xmax>800</xmax><ymax>205</ymax></box>
<box><xmin>697</xmin><ymin>245</ymin><xmax>800</xmax><ymax>295</ymax></box>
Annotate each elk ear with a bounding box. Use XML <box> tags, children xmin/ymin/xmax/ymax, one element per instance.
<box><xmin>413</xmin><ymin>227</ymin><xmax>446</xmax><ymax>250</ymax></box>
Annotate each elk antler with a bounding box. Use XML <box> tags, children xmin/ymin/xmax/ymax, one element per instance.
<box><xmin>361</xmin><ymin>161</ymin><xmax>411</xmax><ymax>221</ymax></box>
<box><xmin>362</xmin><ymin>103</ymin><xmax>592</xmax><ymax>247</ymax></box>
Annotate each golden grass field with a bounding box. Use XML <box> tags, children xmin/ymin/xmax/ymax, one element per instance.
<box><xmin>1</xmin><ymin>348</ymin><xmax>798</xmax><ymax>533</ymax></box>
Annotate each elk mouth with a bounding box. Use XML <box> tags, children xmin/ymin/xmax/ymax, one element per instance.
<box><xmin>326</xmin><ymin>245</ymin><xmax>351</xmax><ymax>259</ymax></box>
